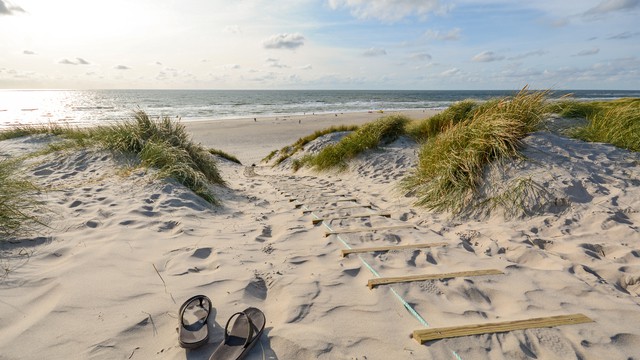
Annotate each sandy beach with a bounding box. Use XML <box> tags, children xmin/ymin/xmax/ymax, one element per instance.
<box><xmin>1</xmin><ymin>109</ymin><xmax>640</xmax><ymax>360</ymax></box>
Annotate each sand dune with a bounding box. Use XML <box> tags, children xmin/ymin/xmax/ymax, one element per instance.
<box><xmin>1</xmin><ymin>111</ymin><xmax>640</xmax><ymax>359</ymax></box>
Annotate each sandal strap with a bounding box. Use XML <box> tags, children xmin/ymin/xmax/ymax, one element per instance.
<box><xmin>179</xmin><ymin>295</ymin><xmax>211</xmax><ymax>327</ymax></box>
<box><xmin>223</xmin><ymin>311</ymin><xmax>255</xmax><ymax>348</ymax></box>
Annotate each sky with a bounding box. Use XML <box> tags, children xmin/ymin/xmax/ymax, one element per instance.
<box><xmin>1</xmin><ymin>0</ymin><xmax>639</xmax><ymax>90</ymax></box>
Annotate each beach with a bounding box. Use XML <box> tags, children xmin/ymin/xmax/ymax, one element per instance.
<box><xmin>1</xmin><ymin>108</ymin><xmax>640</xmax><ymax>360</ymax></box>
<box><xmin>184</xmin><ymin>109</ymin><xmax>435</xmax><ymax>165</ymax></box>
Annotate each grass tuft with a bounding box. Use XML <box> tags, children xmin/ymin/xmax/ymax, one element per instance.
<box><xmin>0</xmin><ymin>111</ymin><xmax>226</xmax><ymax>205</ymax></box>
<box><xmin>569</xmin><ymin>101</ymin><xmax>640</xmax><ymax>152</ymax></box>
<box><xmin>89</xmin><ymin>111</ymin><xmax>225</xmax><ymax>202</ymax></box>
<box><xmin>208</xmin><ymin>148</ymin><xmax>242</xmax><ymax>164</ymax></box>
<box><xmin>264</xmin><ymin>124</ymin><xmax>360</xmax><ymax>165</ymax></box>
<box><xmin>303</xmin><ymin>114</ymin><xmax>411</xmax><ymax>171</ymax></box>
<box><xmin>406</xmin><ymin>99</ymin><xmax>478</xmax><ymax>141</ymax></box>
<box><xmin>401</xmin><ymin>87</ymin><xmax>547</xmax><ymax>214</ymax></box>
<box><xmin>0</xmin><ymin>159</ymin><xmax>43</xmax><ymax>237</ymax></box>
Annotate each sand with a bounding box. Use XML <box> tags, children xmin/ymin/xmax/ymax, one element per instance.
<box><xmin>1</xmin><ymin>110</ymin><xmax>640</xmax><ymax>359</ymax></box>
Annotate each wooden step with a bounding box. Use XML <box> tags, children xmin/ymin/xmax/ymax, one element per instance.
<box><xmin>367</xmin><ymin>269</ymin><xmax>504</xmax><ymax>289</ymax></box>
<box><xmin>325</xmin><ymin>224</ymin><xmax>416</xmax><ymax>237</ymax></box>
<box><xmin>295</xmin><ymin>198</ymin><xmax>357</xmax><ymax>209</ymax></box>
<box><xmin>313</xmin><ymin>212</ymin><xmax>391</xmax><ymax>225</ymax></box>
<box><xmin>303</xmin><ymin>204</ymin><xmax>372</xmax><ymax>214</ymax></box>
<box><xmin>341</xmin><ymin>242</ymin><xmax>448</xmax><ymax>257</ymax></box>
<box><xmin>412</xmin><ymin>313</ymin><xmax>594</xmax><ymax>344</ymax></box>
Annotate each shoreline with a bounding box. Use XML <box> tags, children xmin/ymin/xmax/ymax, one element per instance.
<box><xmin>184</xmin><ymin>109</ymin><xmax>439</xmax><ymax>165</ymax></box>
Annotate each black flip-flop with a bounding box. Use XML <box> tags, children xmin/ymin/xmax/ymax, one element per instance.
<box><xmin>209</xmin><ymin>307</ymin><xmax>266</xmax><ymax>360</ymax></box>
<box><xmin>178</xmin><ymin>295</ymin><xmax>213</xmax><ymax>349</ymax></box>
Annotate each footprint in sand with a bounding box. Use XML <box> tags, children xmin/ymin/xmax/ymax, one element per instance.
<box><xmin>191</xmin><ymin>247</ymin><xmax>212</xmax><ymax>259</ymax></box>
<box><xmin>255</xmin><ymin>225</ymin><xmax>272</xmax><ymax>242</ymax></box>
<box><xmin>243</xmin><ymin>276</ymin><xmax>268</xmax><ymax>300</ymax></box>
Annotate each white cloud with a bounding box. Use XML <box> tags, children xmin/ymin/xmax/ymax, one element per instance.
<box><xmin>263</xmin><ymin>33</ymin><xmax>305</xmax><ymax>50</ymax></box>
<box><xmin>23</xmin><ymin>50</ymin><xmax>36</xmax><ymax>55</ymax></box>
<box><xmin>362</xmin><ymin>47</ymin><xmax>387</xmax><ymax>57</ymax></box>
<box><xmin>410</xmin><ymin>52</ymin><xmax>432</xmax><ymax>61</ymax></box>
<box><xmin>508</xmin><ymin>50</ymin><xmax>547</xmax><ymax>60</ymax></box>
<box><xmin>59</xmin><ymin>58</ymin><xmax>90</xmax><ymax>65</ymax></box>
<box><xmin>584</xmin><ymin>0</ymin><xmax>640</xmax><ymax>16</ymax></box>
<box><xmin>472</xmin><ymin>51</ymin><xmax>505</xmax><ymax>62</ymax></box>
<box><xmin>573</xmin><ymin>48</ymin><xmax>600</xmax><ymax>56</ymax></box>
<box><xmin>548</xmin><ymin>18</ymin><xmax>569</xmax><ymax>28</ymax></box>
<box><xmin>608</xmin><ymin>31</ymin><xmax>640</xmax><ymax>39</ymax></box>
<box><xmin>424</xmin><ymin>28</ymin><xmax>461</xmax><ymax>41</ymax></box>
<box><xmin>0</xmin><ymin>0</ymin><xmax>24</xmax><ymax>15</ymax></box>
<box><xmin>299</xmin><ymin>64</ymin><xmax>313</xmax><ymax>70</ymax></box>
<box><xmin>440</xmin><ymin>67</ymin><xmax>461</xmax><ymax>77</ymax></box>
<box><xmin>265</xmin><ymin>58</ymin><xmax>288</xmax><ymax>68</ymax></box>
<box><xmin>114</xmin><ymin>65</ymin><xmax>130</xmax><ymax>70</ymax></box>
<box><xmin>327</xmin><ymin>0</ymin><xmax>449</xmax><ymax>22</ymax></box>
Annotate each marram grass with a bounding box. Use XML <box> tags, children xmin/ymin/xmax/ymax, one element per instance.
<box><xmin>569</xmin><ymin>101</ymin><xmax>640</xmax><ymax>152</ymax></box>
<box><xmin>406</xmin><ymin>99</ymin><xmax>478</xmax><ymax>141</ymax></box>
<box><xmin>263</xmin><ymin>124</ymin><xmax>359</xmax><ymax>165</ymax></box>
<box><xmin>0</xmin><ymin>159</ymin><xmax>42</xmax><ymax>237</ymax></box>
<box><xmin>0</xmin><ymin>111</ymin><xmax>228</xmax><ymax>205</ymax></box>
<box><xmin>302</xmin><ymin>114</ymin><xmax>411</xmax><ymax>171</ymax></box>
<box><xmin>402</xmin><ymin>88</ymin><xmax>548</xmax><ymax>214</ymax></box>
<box><xmin>89</xmin><ymin>111</ymin><xmax>225</xmax><ymax>203</ymax></box>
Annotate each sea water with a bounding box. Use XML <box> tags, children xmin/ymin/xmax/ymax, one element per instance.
<box><xmin>1</xmin><ymin>89</ymin><xmax>638</xmax><ymax>128</ymax></box>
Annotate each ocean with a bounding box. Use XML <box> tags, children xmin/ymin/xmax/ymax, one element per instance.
<box><xmin>1</xmin><ymin>89</ymin><xmax>638</xmax><ymax>128</ymax></box>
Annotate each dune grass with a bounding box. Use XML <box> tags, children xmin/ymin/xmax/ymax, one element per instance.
<box><xmin>0</xmin><ymin>111</ymin><xmax>227</xmax><ymax>205</ymax></box>
<box><xmin>301</xmin><ymin>114</ymin><xmax>411</xmax><ymax>171</ymax></box>
<box><xmin>0</xmin><ymin>159</ymin><xmax>42</xmax><ymax>237</ymax></box>
<box><xmin>406</xmin><ymin>99</ymin><xmax>479</xmax><ymax>141</ymax></box>
<box><xmin>545</xmin><ymin>100</ymin><xmax>603</xmax><ymax>119</ymax></box>
<box><xmin>263</xmin><ymin>124</ymin><xmax>360</xmax><ymax>165</ymax></box>
<box><xmin>401</xmin><ymin>88</ymin><xmax>548</xmax><ymax>214</ymax></box>
<box><xmin>569</xmin><ymin>100</ymin><xmax>640</xmax><ymax>152</ymax></box>
<box><xmin>208</xmin><ymin>148</ymin><xmax>242</xmax><ymax>164</ymax></box>
<box><xmin>87</xmin><ymin>111</ymin><xmax>225</xmax><ymax>203</ymax></box>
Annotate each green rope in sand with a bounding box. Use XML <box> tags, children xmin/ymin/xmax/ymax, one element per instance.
<box><xmin>304</xmin><ymin>204</ymin><xmax>430</xmax><ymax>328</ymax></box>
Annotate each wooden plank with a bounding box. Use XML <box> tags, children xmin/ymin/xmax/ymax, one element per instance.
<box><xmin>295</xmin><ymin>198</ymin><xmax>357</xmax><ymax>209</ymax></box>
<box><xmin>303</xmin><ymin>204</ymin><xmax>372</xmax><ymax>214</ymax></box>
<box><xmin>341</xmin><ymin>242</ymin><xmax>448</xmax><ymax>257</ymax></box>
<box><xmin>412</xmin><ymin>313</ymin><xmax>593</xmax><ymax>344</ymax></box>
<box><xmin>313</xmin><ymin>213</ymin><xmax>391</xmax><ymax>225</ymax></box>
<box><xmin>285</xmin><ymin>192</ymin><xmax>348</xmax><ymax>199</ymax></box>
<box><xmin>324</xmin><ymin>224</ymin><xmax>416</xmax><ymax>237</ymax></box>
<box><xmin>367</xmin><ymin>269</ymin><xmax>504</xmax><ymax>289</ymax></box>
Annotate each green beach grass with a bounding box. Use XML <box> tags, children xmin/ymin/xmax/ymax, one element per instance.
<box><xmin>0</xmin><ymin>159</ymin><xmax>42</xmax><ymax>237</ymax></box>
<box><xmin>402</xmin><ymin>88</ymin><xmax>547</xmax><ymax>213</ymax></box>
<box><xmin>0</xmin><ymin>111</ymin><xmax>227</xmax><ymax>206</ymax></box>
<box><xmin>298</xmin><ymin>114</ymin><xmax>410</xmax><ymax>171</ymax></box>
<box><xmin>262</xmin><ymin>124</ymin><xmax>360</xmax><ymax>165</ymax></box>
<box><xmin>567</xmin><ymin>99</ymin><xmax>640</xmax><ymax>152</ymax></box>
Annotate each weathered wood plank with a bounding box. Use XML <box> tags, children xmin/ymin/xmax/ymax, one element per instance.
<box><xmin>302</xmin><ymin>204</ymin><xmax>372</xmax><ymax>214</ymax></box>
<box><xmin>341</xmin><ymin>242</ymin><xmax>448</xmax><ymax>257</ymax></box>
<box><xmin>412</xmin><ymin>314</ymin><xmax>594</xmax><ymax>344</ymax></box>
<box><xmin>295</xmin><ymin>198</ymin><xmax>358</xmax><ymax>209</ymax></box>
<box><xmin>324</xmin><ymin>224</ymin><xmax>416</xmax><ymax>237</ymax></box>
<box><xmin>367</xmin><ymin>269</ymin><xmax>504</xmax><ymax>289</ymax></box>
<box><xmin>313</xmin><ymin>213</ymin><xmax>391</xmax><ymax>225</ymax></box>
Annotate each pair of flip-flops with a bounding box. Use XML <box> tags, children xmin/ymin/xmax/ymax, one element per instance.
<box><xmin>178</xmin><ymin>295</ymin><xmax>266</xmax><ymax>359</ymax></box>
